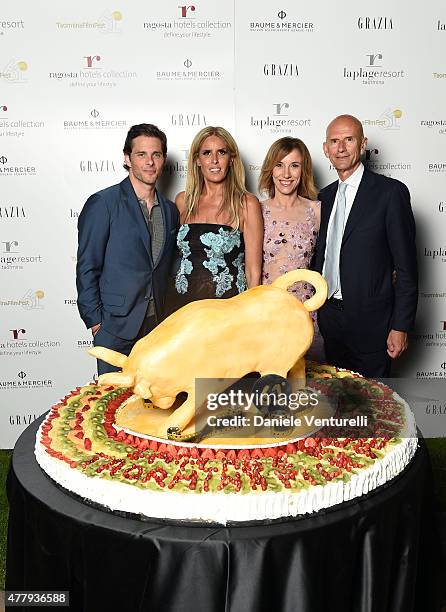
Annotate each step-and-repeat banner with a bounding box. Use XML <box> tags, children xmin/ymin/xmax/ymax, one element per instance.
<box><xmin>1</xmin><ymin>1</ymin><xmax>445</xmax><ymax>447</ymax></box>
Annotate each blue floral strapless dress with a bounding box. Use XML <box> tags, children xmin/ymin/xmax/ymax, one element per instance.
<box><xmin>167</xmin><ymin>223</ymin><xmax>247</xmax><ymax>312</ymax></box>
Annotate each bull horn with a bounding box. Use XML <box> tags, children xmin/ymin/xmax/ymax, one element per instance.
<box><xmin>98</xmin><ymin>372</ymin><xmax>135</xmax><ymax>387</ymax></box>
<box><xmin>89</xmin><ymin>346</ymin><xmax>129</xmax><ymax>368</ymax></box>
<box><xmin>271</xmin><ymin>270</ymin><xmax>327</xmax><ymax>312</ymax></box>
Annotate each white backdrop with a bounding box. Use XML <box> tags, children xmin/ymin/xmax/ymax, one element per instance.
<box><xmin>1</xmin><ymin>0</ymin><xmax>445</xmax><ymax>447</ymax></box>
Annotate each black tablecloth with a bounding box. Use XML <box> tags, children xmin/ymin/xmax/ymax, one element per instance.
<box><xmin>6</xmin><ymin>416</ymin><xmax>440</xmax><ymax>612</ymax></box>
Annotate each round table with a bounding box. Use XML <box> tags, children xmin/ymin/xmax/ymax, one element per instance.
<box><xmin>6</xmin><ymin>416</ymin><xmax>439</xmax><ymax>612</ymax></box>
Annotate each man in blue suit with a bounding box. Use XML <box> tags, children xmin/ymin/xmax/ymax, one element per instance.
<box><xmin>313</xmin><ymin>114</ymin><xmax>418</xmax><ymax>377</ymax></box>
<box><xmin>76</xmin><ymin>124</ymin><xmax>179</xmax><ymax>374</ymax></box>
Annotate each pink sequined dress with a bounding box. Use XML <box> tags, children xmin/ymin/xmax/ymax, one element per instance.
<box><xmin>261</xmin><ymin>198</ymin><xmax>324</xmax><ymax>362</ymax></box>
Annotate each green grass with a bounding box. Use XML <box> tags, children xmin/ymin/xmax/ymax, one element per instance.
<box><xmin>0</xmin><ymin>449</ymin><xmax>11</xmax><ymax>590</ymax></box>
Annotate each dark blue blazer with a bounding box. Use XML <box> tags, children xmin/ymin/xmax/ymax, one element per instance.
<box><xmin>313</xmin><ymin>168</ymin><xmax>418</xmax><ymax>351</ymax></box>
<box><xmin>76</xmin><ymin>177</ymin><xmax>179</xmax><ymax>340</ymax></box>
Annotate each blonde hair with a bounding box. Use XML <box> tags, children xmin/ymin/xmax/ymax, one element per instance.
<box><xmin>184</xmin><ymin>126</ymin><xmax>247</xmax><ymax>229</ymax></box>
<box><xmin>258</xmin><ymin>137</ymin><xmax>317</xmax><ymax>200</ymax></box>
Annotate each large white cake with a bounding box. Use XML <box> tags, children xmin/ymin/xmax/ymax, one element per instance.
<box><xmin>35</xmin><ymin>364</ymin><xmax>417</xmax><ymax>524</ymax></box>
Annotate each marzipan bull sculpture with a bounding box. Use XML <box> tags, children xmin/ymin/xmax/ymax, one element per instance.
<box><xmin>89</xmin><ymin>269</ymin><xmax>327</xmax><ymax>439</ymax></box>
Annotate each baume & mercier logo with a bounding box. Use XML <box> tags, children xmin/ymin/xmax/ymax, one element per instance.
<box><xmin>156</xmin><ymin>58</ymin><xmax>221</xmax><ymax>81</ymax></box>
<box><xmin>143</xmin><ymin>4</ymin><xmax>231</xmax><ymax>40</ymax></box>
<box><xmin>416</xmin><ymin>363</ymin><xmax>446</xmax><ymax>379</ymax></box>
<box><xmin>63</xmin><ymin>108</ymin><xmax>128</xmax><ymax>131</ymax></box>
<box><xmin>0</xmin><ymin>155</ymin><xmax>36</xmax><ymax>176</ymax></box>
<box><xmin>0</xmin><ymin>371</ymin><xmax>53</xmax><ymax>390</ymax></box>
<box><xmin>428</xmin><ymin>162</ymin><xmax>446</xmax><ymax>173</ymax></box>
<box><xmin>76</xmin><ymin>338</ymin><xmax>93</xmax><ymax>350</ymax></box>
<box><xmin>249</xmin><ymin>10</ymin><xmax>314</xmax><ymax>33</ymax></box>
<box><xmin>343</xmin><ymin>52</ymin><xmax>404</xmax><ymax>85</ymax></box>
<box><xmin>250</xmin><ymin>102</ymin><xmax>311</xmax><ymax>134</ymax></box>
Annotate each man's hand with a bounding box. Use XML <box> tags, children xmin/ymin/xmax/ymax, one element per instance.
<box><xmin>91</xmin><ymin>323</ymin><xmax>101</xmax><ymax>337</ymax></box>
<box><xmin>387</xmin><ymin>329</ymin><xmax>408</xmax><ymax>359</ymax></box>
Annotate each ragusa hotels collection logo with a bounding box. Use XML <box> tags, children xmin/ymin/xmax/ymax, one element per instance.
<box><xmin>143</xmin><ymin>4</ymin><xmax>231</xmax><ymax>40</ymax></box>
<box><xmin>48</xmin><ymin>54</ymin><xmax>137</xmax><ymax>88</ymax></box>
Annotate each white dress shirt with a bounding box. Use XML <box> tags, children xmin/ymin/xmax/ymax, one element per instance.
<box><xmin>323</xmin><ymin>163</ymin><xmax>364</xmax><ymax>299</ymax></box>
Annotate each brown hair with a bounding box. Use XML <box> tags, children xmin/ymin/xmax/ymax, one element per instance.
<box><xmin>258</xmin><ymin>137</ymin><xmax>317</xmax><ymax>200</ymax></box>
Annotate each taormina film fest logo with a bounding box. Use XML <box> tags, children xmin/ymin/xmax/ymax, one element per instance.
<box><xmin>0</xmin><ymin>104</ymin><xmax>45</xmax><ymax>138</ymax></box>
<box><xmin>0</xmin><ymin>240</ymin><xmax>43</xmax><ymax>271</ymax></box>
<box><xmin>362</xmin><ymin>108</ymin><xmax>402</xmax><ymax>130</ymax></box>
<box><xmin>250</xmin><ymin>103</ymin><xmax>311</xmax><ymax>134</ymax></box>
<box><xmin>48</xmin><ymin>54</ymin><xmax>137</xmax><ymax>88</ymax></box>
<box><xmin>343</xmin><ymin>52</ymin><xmax>404</xmax><ymax>86</ymax></box>
<box><xmin>63</xmin><ymin>108</ymin><xmax>128</xmax><ymax>131</ymax></box>
<box><xmin>0</xmin><ymin>371</ymin><xmax>53</xmax><ymax>391</ymax></box>
<box><xmin>0</xmin><ymin>59</ymin><xmax>28</xmax><ymax>84</ymax></box>
<box><xmin>0</xmin><ymin>289</ymin><xmax>44</xmax><ymax>310</ymax></box>
<box><xmin>0</xmin><ymin>155</ymin><xmax>36</xmax><ymax>176</ymax></box>
<box><xmin>249</xmin><ymin>10</ymin><xmax>314</xmax><ymax>33</ymax></box>
<box><xmin>56</xmin><ymin>10</ymin><xmax>123</xmax><ymax>34</ymax></box>
<box><xmin>143</xmin><ymin>4</ymin><xmax>232</xmax><ymax>40</ymax></box>
<box><xmin>156</xmin><ymin>58</ymin><xmax>221</xmax><ymax>81</ymax></box>
<box><xmin>357</xmin><ymin>16</ymin><xmax>393</xmax><ymax>30</ymax></box>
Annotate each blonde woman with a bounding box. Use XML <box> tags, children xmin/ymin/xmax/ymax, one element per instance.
<box><xmin>167</xmin><ymin>126</ymin><xmax>263</xmax><ymax>312</ymax></box>
<box><xmin>259</xmin><ymin>136</ymin><xmax>324</xmax><ymax>360</ymax></box>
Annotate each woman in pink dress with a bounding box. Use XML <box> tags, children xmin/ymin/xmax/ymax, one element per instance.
<box><xmin>259</xmin><ymin>137</ymin><xmax>324</xmax><ymax>362</ymax></box>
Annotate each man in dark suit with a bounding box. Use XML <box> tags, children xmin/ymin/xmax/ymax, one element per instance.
<box><xmin>313</xmin><ymin>114</ymin><xmax>418</xmax><ymax>377</ymax></box>
<box><xmin>76</xmin><ymin>123</ymin><xmax>179</xmax><ymax>374</ymax></box>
